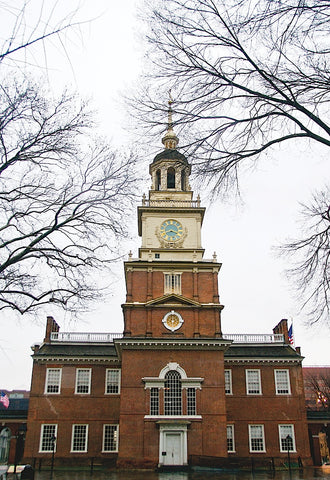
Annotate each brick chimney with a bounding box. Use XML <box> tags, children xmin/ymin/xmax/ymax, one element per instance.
<box><xmin>273</xmin><ymin>319</ymin><xmax>289</xmax><ymax>344</ymax></box>
<box><xmin>44</xmin><ymin>316</ymin><xmax>60</xmax><ymax>343</ymax></box>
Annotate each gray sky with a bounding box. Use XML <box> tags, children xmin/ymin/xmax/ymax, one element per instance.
<box><xmin>0</xmin><ymin>0</ymin><xmax>329</xmax><ymax>390</ymax></box>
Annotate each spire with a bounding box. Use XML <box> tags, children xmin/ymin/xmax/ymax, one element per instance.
<box><xmin>162</xmin><ymin>91</ymin><xmax>179</xmax><ymax>150</ymax></box>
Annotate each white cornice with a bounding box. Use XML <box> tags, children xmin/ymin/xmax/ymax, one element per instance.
<box><xmin>224</xmin><ymin>357</ymin><xmax>302</xmax><ymax>364</ymax></box>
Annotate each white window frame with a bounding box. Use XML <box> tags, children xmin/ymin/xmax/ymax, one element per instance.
<box><xmin>75</xmin><ymin>368</ymin><xmax>91</xmax><ymax>394</ymax></box>
<box><xmin>39</xmin><ymin>424</ymin><xmax>57</xmax><ymax>453</ymax></box>
<box><xmin>246</xmin><ymin>369</ymin><xmax>262</xmax><ymax>395</ymax></box>
<box><xmin>227</xmin><ymin>425</ymin><xmax>235</xmax><ymax>453</ymax></box>
<box><xmin>279</xmin><ymin>424</ymin><xmax>296</xmax><ymax>452</ymax></box>
<box><xmin>150</xmin><ymin>387</ymin><xmax>159</xmax><ymax>416</ymax></box>
<box><xmin>274</xmin><ymin>369</ymin><xmax>291</xmax><ymax>395</ymax></box>
<box><xmin>225</xmin><ymin>369</ymin><xmax>232</xmax><ymax>395</ymax></box>
<box><xmin>105</xmin><ymin>369</ymin><xmax>121</xmax><ymax>394</ymax></box>
<box><xmin>187</xmin><ymin>387</ymin><xmax>196</xmax><ymax>416</ymax></box>
<box><xmin>249</xmin><ymin>424</ymin><xmax>266</xmax><ymax>453</ymax></box>
<box><xmin>102</xmin><ymin>424</ymin><xmax>119</xmax><ymax>452</ymax></box>
<box><xmin>45</xmin><ymin>368</ymin><xmax>62</xmax><ymax>394</ymax></box>
<box><xmin>164</xmin><ymin>273</ymin><xmax>182</xmax><ymax>295</ymax></box>
<box><xmin>71</xmin><ymin>424</ymin><xmax>88</xmax><ymax>452</ymax></box>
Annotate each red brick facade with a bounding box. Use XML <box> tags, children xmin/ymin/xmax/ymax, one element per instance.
<box><xmin>24</xmin><ymin>124</ymin><xmax>312</xmax><ymax>470</ymax></box>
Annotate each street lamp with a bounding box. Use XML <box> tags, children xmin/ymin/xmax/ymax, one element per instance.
<box><xmin>50</xmin><ymin>435</ymin><xmax>56</xmax><ymax>475</ymax></box>
<box><xmin>286</xmin><ymin>434</ymin><xmax>292</xmax><ymax>474</ymax></box>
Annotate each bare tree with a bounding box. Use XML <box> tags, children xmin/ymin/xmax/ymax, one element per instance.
<box><xmin>0</xmin><ymin>77</ymin><xmax>138</xmax><ymax>314</ymax></box>
<box><xmin>137</xmin><ymin>0</ymin><xmax>329</xmax><ymax>185</ymax></box>
<box><xmin>304</xmin><ymin>369</ymin><xmax>330</xmax><ymax>411</ymax></box>
<box><xmin>281</xmin><ymin>189</ymin><xmax>330</xmax><ymax>325</ymax></box>
<box><xmin>133</xmin><ymin>0</ymin><xmax>330</xmax><ymax>324</ymax></box>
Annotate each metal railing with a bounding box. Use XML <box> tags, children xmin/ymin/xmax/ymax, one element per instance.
<box><xmin>141</xmin><ymin>199</ymin><xmax>201</xmax><ymax>208</ymax></box>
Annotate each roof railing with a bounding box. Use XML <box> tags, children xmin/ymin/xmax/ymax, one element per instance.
<box><xmin>50</xmin><ymin>332</ymin><xmax>284</xmax><ymax>344</ymax></box>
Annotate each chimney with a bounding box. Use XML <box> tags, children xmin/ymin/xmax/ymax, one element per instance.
<box><xmin>44</xmin><ymin>316</ymin><xmax>60</xmax><ymax>343</ymax></box>
<box><xmin>273</xmin><ymin>319</ymin><xmax>289</xmax><ymax>344</ymax></box>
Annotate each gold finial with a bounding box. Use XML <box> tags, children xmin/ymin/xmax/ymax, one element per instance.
<box><xmin>162</xmin><ymin>90</ymin><xmax>179</xmax><ymax>150</ymax></box>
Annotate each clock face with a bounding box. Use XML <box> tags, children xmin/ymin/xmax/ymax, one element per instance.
<box><xmin>160</xmin><ymin>219</ymin><xmax>183</xmax><ymax>242</ymax></box>
<box><xmin>162</xmin><ymin>310</ymin><xmax>184</xmax><ymax>332</ymax></box>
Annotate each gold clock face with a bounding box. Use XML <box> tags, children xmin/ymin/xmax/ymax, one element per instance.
<box><xmin>160</xmin><ymin>219</ymin><xmax>183</xmax><ymax>242</ymax></box>
<box><xmin>162</xmin><ymin>310</ymin><xmax>184</xmax><ymax>332</ymax></box>
<box><xmin>166</xmin><ymin>314</ymin><xmax>180</xmax><ymax>328</ymax></box>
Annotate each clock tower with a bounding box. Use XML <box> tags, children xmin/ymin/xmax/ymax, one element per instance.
<box><xmin>116</xmin><ymin>101</ymin><xmax>230</xmax><ymax>468</ymax></box>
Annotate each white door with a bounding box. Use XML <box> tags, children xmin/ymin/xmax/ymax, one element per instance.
<box><xmin>164</xmin><ymin>432</ymin><xmax>182</xmax><ymax>465</ymax></box>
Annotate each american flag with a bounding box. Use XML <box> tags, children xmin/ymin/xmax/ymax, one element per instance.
<box><xmin>0</xmin><ymin>391</ymin><xmax>9</xmax><ymax>409</ymax></box>
<box><xmin>288</xmin><ymin>324</ymin><xmax>294</xmax><ymax>345</ymax></box>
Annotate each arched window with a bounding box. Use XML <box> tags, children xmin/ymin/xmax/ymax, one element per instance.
<box><xmin>181</xmin><ymin>170</ymin><xmax>185</xmax><ymax>191</ymax></box>
<box><xmin>156</xmin><ymin>170</ymin><xmax>161</xmax><ymax>191</ymax></box>
<box><xmin>164</xmin><ymin>370</ymin><xmax>182</xmax><ymax>415</ymax></box>
<box><xmin>167</xmin><ymin>167</ymin><xmax>175</xmax><ymax>189</ymax></box>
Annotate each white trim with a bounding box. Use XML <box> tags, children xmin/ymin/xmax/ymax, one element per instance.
<box><xmin>162</xmin><ymin>311</ymin><xmax>184</xmax><ymax>332</ymax></box>
<box><xmin>224</xmin><ymin>369</ymin><xmax>232</xmax><ymax>395</ymax></box>
<box><xmin>246</xmin><ymin>369</ymin><xmax>262</xmax><ymax>395</ymax></box>
<box><xmin>75</xmin><ymin>368</ymin><xmax>92</xmax><ymax>394</ymax></box>
<box><xmin>44</xmin><ymin>368</ymin><xmax>62</xmax><ymax>394</ymax></box>
<box><xmin>158</xmin><ymin>423</ymin><xmax>188</xmax><ymax>467</ymax></box>
<box><xmin>102</xmin><ymin>424</ymin><xmax>119</xmax><ymax>453</ymax></box>
<box><xmin>274</xmin><ymin>369</ymin><xmax>291</xmax><ymax>395</ymax></box>
<box><xmin>248</xmin><ymin>424</ymin><xmax>266</xmax><ymax>453</ymax></box>
<box><xmin>145</xmin><ymin>415</ymin><xmax>202</xmax><ymax>420</ymax></box>
<box><xmin>39</xmin><ymin>424</ymin><xmax>57</xmax><ymax>453</ymax></box>
<box><xmin>105</xmin><ymin>368</ymin><xmax>121</xmax><ymax>395</ymax></box>
<box><xmin>159</xmin><ymin>362</ymin><xmax>187</xmax><ymax>379</ymax></box>
<box><xmin>278</xmin><ymin>424</ymin><xmax>296</xmax><ymax>453</ymax></box>
<box><xmin>71</xmin><ymin>424</ymin><xmax>89</xmax><ymax>453</ymax></box>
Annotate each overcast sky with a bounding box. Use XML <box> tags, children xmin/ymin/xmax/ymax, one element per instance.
<box><xmin>0</xmin><ymin>0</ymin><xmax>329</xmax><ymax>391</ymax></box>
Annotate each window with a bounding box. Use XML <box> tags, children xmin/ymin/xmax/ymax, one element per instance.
<box><xmin>167</xmin><ymin>167</ymin><xmax>175</xmax><ymax>188</ymax></box>
<box><xmin>249</xmin><ymin>425</ymin><xmax>265</xmax><ymax>452</ymax></box>
<box><xmin>246</xmin><ymin>369</ymin><xmax>262</xmax><ymax>395</ymax></box>
<box><xmin>156</xmin><ymin>169</ymin><xmax>161</xmax><ymax>191</ymax></box>
<box><xmin>71</xmin><ymin>424</ymin><xmax>88</xmax><ymax>452</ymax></box>
<box><xmin>164</xmin><ymin>370</ymin><xmax>182</xmax><ymax>415</ymax></box>
<box><xmin>164</xmin><ymin>273</ymin><xmax>181</xmax><ymax>294</ymax></box>
<box><xmin>225</xmin><ymin>369</ymin><xmax>232</xmax><ymax>394</ymax></box>
<box><xmin>39</xmin><ymin>424</ymin><xmax>57</xmax><ymax>452</ymax></box>
<box><xmin>75</xmin><ymin>368</ymin><xmax>91</xmax><ymax>394</ymax></box>
<box><xmin>105</xmin><ymin>369</ymin><xmax>121</xmax><ymax>394</ymax></box>
<box><xmin>187</xmin><ymin>388</ymin><xmax>196</xmax><ymax>416</ymax></box>
<box><xmin>227</xmin><ymin>425</ymin><xmax>235</xmax><ymax>452</ymax></box>
<box><xmin>181</xmin><ymin>170</ymin><xmax>186</xmax><ymax>191</ymax></box>
<box><xmin>150</xmin><ymin>388</ymin><xmax>159</xmax><ymax>416</ymax></box>
<box><xmin>279</xmin><ymin>425</ymin><xmax>296</xmax><ymax>452</ymax></box>
<box><xmin>275</xmin><ymin>370</ymin><xmax>291</xmax><ymax>395</ymax></box>
<box><xmin>45</xmin><ymin>368</ymin><xmax>61</xmax><ymax>394</ymax></box>
<box><xmin>155</xmin><ymin>253</ymin><xmax>160</xmax><ymax>259</ymax></box>
<box><xmin>103</xmin><ymin>425</ymin><xmax>119</xmax><ymax>452</ymax></box>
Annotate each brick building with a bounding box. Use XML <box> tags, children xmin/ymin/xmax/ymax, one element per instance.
<box><xmin>24</xmin><ymin>110</ymin><xmax>312</xmax><ymax>470</ymax></box>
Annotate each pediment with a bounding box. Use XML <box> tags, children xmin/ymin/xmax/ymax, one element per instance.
<box><xmin>145</xmin><ymin>293</ymin><xmax>201</xmax><ymax>307</ymax></box>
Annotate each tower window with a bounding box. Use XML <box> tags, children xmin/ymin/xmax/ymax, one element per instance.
<box><xmin>164</xmin><ymin>273</ymin><xmax>181</xmax><ymax>294</ymax></box>
<box><xmin>181</xmin><ymin>170</ymin><xmax>185</xmax><ymax>191</ymax></box>
<box><xmin>164</xmin><ymin>370</ymin><xmax>182</xmax><ymax>415</ymax></box>
<box><xmin>167</xmin><ymin>167</ymin><xmax>175</xmax><ymax>188</ymax></box>
<box><xmin>156</xmin><ymin>170</ymin><xmax>161</xmax><ymax>191</ymax></box>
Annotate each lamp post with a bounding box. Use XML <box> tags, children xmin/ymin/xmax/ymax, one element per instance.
<box><xmin>50</xmin><ymin>435</ymin><xmax>56</xmax><ymax>475</ymax></box>
<box><xmin>286</xmin><ymin>434</ymin><xmax>292</xmax><ymax>475</ymax></box>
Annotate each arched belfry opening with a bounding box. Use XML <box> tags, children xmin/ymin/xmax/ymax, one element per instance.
<box><xmin>181</xmin><ymin>169</ymin><xmax>186</xmax><ymax>191</ymax></box>
<box><xmin>167</xmin><ymin>167</ymin><xmax>175</xmax><ymax>189</ymax></box>
<box><xmin>156</xmin><ymin>170</ymin><xmax>161</xmax><ymax>191</ymax></box>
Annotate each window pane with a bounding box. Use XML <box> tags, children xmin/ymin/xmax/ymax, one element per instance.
<box><xmin>76</xmin><ymin>369</ymin><xmax>91</xmax><ymax>394</ymax></box>
<box><xmin>103</xmin><ymin>425</ymin><xmax>118</xmax><ymax>452</ymax></box>
<box><xmin>46</xmin><ymin>369</ymin><xmax>61</xmax><ymax>394</ymax></box>
<box><xmin>150</xmin><ymin>388</ymin><xmax>159</xmax><ymax>415</ymax></box>
<box><xmin>40</xmin><ymin>425</ymin><xmax>57</xmax><ymax>452</ymax></box>
<box><xmin>249</xmin><ymin>425</ymin><xmax>265</xmax><ymax>452</ymax></box>
<box><xmin>72</xmin><ymin>425</ymin><xmax>88</xmax><ymax>452</ymax></box>
<box><xmin>227</xmin><ymin>425</ymin><xmax>235</xmax><ymax>452</ymax></box>
<box><xmin>279</xmin><ymin>425</ymin><xmax>295</xmax><ymax>452</ymax></box>
<box><xmin>187</xmin><ymin>388</ymin><xmax>196</xmax><ymax>415</ymax></box>
<box><xmin>164</xmin><ymin>274</ymin><xmax>181</xmax><ymax>294</ymax></box>
<box><xmin>246</xmin><ymin>370</ymin><xmax>261</xmax><ymax>394</ymax></box>
<box><xmin>225</xmin><ymin>370</ymin><xmax>232</xmax><ymax>394</ymax></box>
<box><xmin>164</xmin><ymin>371</ymin><xmax>182</xmax><ymax>415</ymax></box>
<box><xmin>106</xmin><ymin>369</ymin><xmax>120</xmax><ymax>394</ymax></box>
<box><xmin>275</xmin><ymin>370</ymin><xmax>290</xmax><ymax>394</ymax></box>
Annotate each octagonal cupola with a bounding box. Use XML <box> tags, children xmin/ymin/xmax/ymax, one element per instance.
<box><xmin>149</xmin><ymin>98</ymin><xmax>191</xmax><ymax>192</ymax></box>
